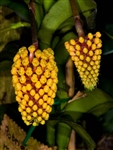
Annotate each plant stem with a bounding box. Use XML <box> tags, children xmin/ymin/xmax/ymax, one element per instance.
<box><xmin>69</xmin><ymin>0</ymin><xmax>85</xmax><ymax>37</ymax></box>
<box><xmin>22</xmin><ymin>125</ymin><xmax>36</xmax><ymax>146</ymax></box>
<box><xmin>29</xmin><ymin>0</ymin><xmax>38</xmax><ymax>49</ymax></box>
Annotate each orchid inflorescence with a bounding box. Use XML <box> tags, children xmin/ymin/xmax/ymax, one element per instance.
<box><xmin>65</xmin><ymin>32</ymin><xmax>102</xmax><ymax>90</ymax></box>
<box><xmin>11</xmin><ymin>45</ymin><xmax>58</xmax><ymax>126</ymax></box>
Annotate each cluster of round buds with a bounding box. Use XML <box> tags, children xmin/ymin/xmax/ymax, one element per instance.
<box><xmin>11</xmin><ymin>45</ymin><xmax>58</xmax><ymax>126</ymax></box>
<box><xmin>65</xmin><ymin>32</ymin><xmax>102</xmax><ymax>90</ymax></box>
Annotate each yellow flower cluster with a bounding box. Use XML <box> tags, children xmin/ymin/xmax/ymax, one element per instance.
<box><xmin>65</xmin><ymin>32</ymin><xmax>102</xmax><ymax>90</ymax></box>
<box><xmin>11</xmin><ymin>45</ymin><xmax>58</xmax><ymax>126</ymax></box>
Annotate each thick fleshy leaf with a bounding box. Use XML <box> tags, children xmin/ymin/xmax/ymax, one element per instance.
<box><xmin>0</xmin><ymin>0</ymin><xmax>30</xmax><ymax>21</ymax></box>
<box><xmin>48</xmin><ymin>118</ymin><xmax>95</xmax><ymax>149</ymax></box>
<box><xmin>88</xmin><ymin>102</ymin><xmax>113</xmax><ymax>117</ymax></box>
<box><xmin>62</xmin><ymin>88</ymin><xmax>113</xmax><ymax>121</ymax></box>
<box><xmin>54</xmin><ymin>32</ymin><xmax>77</xmax><ymax>65</ymax></box>
<box><xmin>38</xmin><ymin>0</ymin><xmax>73</xmax><ymax>46</ymax></box>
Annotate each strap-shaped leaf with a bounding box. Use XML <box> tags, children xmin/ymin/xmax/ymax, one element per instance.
<box><xmin>0</xmin><ymin>0</ymin><xmax>30</xmax><ymax>21</ymax></box>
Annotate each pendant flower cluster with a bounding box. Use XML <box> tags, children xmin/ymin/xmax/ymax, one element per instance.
<box><xmin>65</xmin><ymin>32</ymin><xmax>102</xmax><ymax>90</ymax></box>
<box><xmin>11</xmin><ymin>45</ymin><xmax>58</xmax><ymax>126</ymax></box>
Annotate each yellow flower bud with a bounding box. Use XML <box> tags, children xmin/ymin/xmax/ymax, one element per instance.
<box><xmin>87</xmin><ymin>66</ymin><xmax>92</xmax><ymax>71</ymax></box>
<box><xmin>47</xmin><ymin>62</ymin><xmax>54</xmax><ymax>71</ymax></box>
<box><xmin>16</xmin><ymin>96</ymin><xmax>21</xmax><ymax>102</ymax></box>
<box><xmin>28</xmin><ymin>45</ymin><xmax>35</xmax><ymax>53</ymax></box>
<box><xmin>75</xmin><ymin>44</ymin><xmax>81</xmax><ymax>51</ymax></box>
<box><xmin>17</xmin><ymin>91</ymin><xmax>23</xmax><ymax>98</ymax></box>
<box><xmin>88</xmin><ymin>33</ymin><xmax>93</xmax><ymax>40</ymax></box>
<box><xmin>19</xmin><ymin>75</ymin><xmax>26</xmax><ymax>84</ymax></box>
<box><xmin>35</xmin><ymin>50</ymin><xmax>42</xmax><ymax>58</ymax></box>
<box><xmin>91</xmin><ymin>44</ymin><xmax>96</xmax><ymax>50</ymax></box>
<box><xmin>95</xmin><ymin>32</ymin><xmax>101</xmax><ymax>38</ymax></box>
<box><xmin>40</xmin><ymin>59</ymin><xmax>47</xmax><ymax>68</ymax></box>
<box><xmin>65</xmin><ymin>41</ymin><xmax>70</xmax><ymax>49</ymax></box>
<box><xmin>28</xmin><ymin>100</ymin><xmax>34</xmax><ymax>107</ymax></box>
<box><xmin>44</xmin><ymin>69</ymin><xmax>51</xmax><ymax>78</ymax></box>
<box><xmin>90</xmin><ymin>61</ymin><xmax>95</xmax><ymax>66</ymax></box>
<box><xmin>69</xmin><ymin>45</ymin><xmax>75</xmax><ymax>52</ymax></box>
<box><xmin>13</xmin><ymin>54</ymin><xmax>20</xmax><ymax>62</ymax></box>
<box><xmin>15</xmin><ymin>82</ymin><xmax>22</xmax><ymax>91</ymax></box>
<box><xmin>86</xmin><ymin>40</ymin><xmax>92</xmax><ymax>47</ymax></box>
<box><xmin>48</xmin><ymin>89</ymin><xmax>53</xmax><ymax>97</ymax></box>
<box><xmin>97</xmin><ymin>43</ymin><xmax>102</xmax><ymax>48</ymax></box>
<box><xmin>26</xmin><ymin>83</ymin><xmax>32</xmax><ymax>91</ymax></box>
<box><xmin>22</xmin><ymin>86</ymin><xmax>27</xmax><ymax>93</ymax></box>
<box><xmin>18</xmin><ymin>106</ymin><xmax>22</xmax><ymax>112</ymax></box>
<box><xmin>31</xmin><ymin>74</ymin><xmax>38</xmax><ymax>83</ymax></box>
<box><xmin>43</xmin><ymin>94</ymin><xmax>48</xmax><ymax>102</ymax></box>
<box><xmin>26</xmin><ymin>67</ymin><xmax>33</xmax><ymax>76</ymax></box>
<box><xmin>70</xmin><ymin>39</ymin><xmax>76</xmax><ymax>45</ymax></box>
<box><xmin>42</xmin><ymin>103</ymin><xmax>47</xmax><ymax>109</ymax></box>
<box><xmin>39</xmin><ymin>89</ymin><xmax>44</xmax><ymax>96</ymax></box>
<box><xmin>42</xmin><ymin>112</ymin><xmax>47</xmax><ymax>119</ymax></box>
<box><xmin>30</xmin><ymin>89</ymin><xmax>36</xmax><ymax>96</ymax></box>
<box><xmin>22</xmin><ymin>57</ymin><xmax>29</xmax><ymax>66</ymax></box>
<box><xmin>32</xmin><ymin>58</ymin><xmax>39</xmax><ymax>67</ymax></box>
<box><xmin>32</xmin><ymin>112</ymin><xmax>37</xmax><ymax>117</ymax></box>
<box><xmin>14</xmin><ymin>59</ymin><xmax>21</xmax><ymax>68</ymax></box>
<box><xmin>18</xmin><ymin>67</ymin><xmax>25</xmax><ymax>76</ymax></box>
<box><xmin>11</xmin><ymin>67</ymin><xmax>17</xmax><ymax>75</ymax></box>
<box><xmin>38</xmin><ymin>98</ymin><xmax>44</xmax><ymax>105</ymax></box>
<box><xmin>86</xmin><ymin>56</ymin><xmax>91</xmax><ymax>62</ymax></box>
<box><xmin>40</xmin><ymin>120</ymin><xmax>45</xmax><ymax>125</ymax></box>
<box><xmin>89</xmin><ymin>50</ymin><xmax>94</xmax><ymax>56</ymax></box>
<box><xmin>23</xmin><ymin>94</ymin><xmax>29</xmax><ymax>101</ymax></box>
<box><xmin>83</xmin><ymin>63</ymin><xmax>88</xmax><ymax>68</ymax></box>
<box><xmin>26</xmin><ymin>107</ymin><xmax>31</xmax><ymax>113</ymax></box>
<box><xmin>79</xmin><ymin>37</ymin><xmax>84</xmax><ymax>43</ymax></box>
<box><xmin>34</xmin><ymin>93</ymin><xmax>39</xmax><ymax>100</ymax></box>
<box><xmin>27</xmin><ymin>115</ymin><xmax>32</xmax><ymax>120</ymax></box>
<box><xmin>37</xmin><ymin>108</ymin><xmax>43</xmax><ymax>115</ymax></box>
<box><xmin>75</xmin><ymin>50</ymin><xmax>80</xmax><ymax>56</ymax></box>
<box><xmin>21</xmin><ymin>99</ymin><xmax>27</xmax><ymax>105</ymax></box>
<box><xmin>51</xmin><ymin>92</ymin><xmax>56</xmax><ymax>98</ymax></box>
<box><xmin>45</xmin><ymin>114</ymin><xmax>49</xmax><ymax>120</ymax></box>
<box><xmin>47</xmin><ymin>78</ymin><xmax>52</xmax><ymax>87</ymax></box>
<box><xmin>32</xmin><ymin>122</ymin><xmax>38</xmax><ymax>126</ymax></box>
<box><xmin>35</xmin><ymin>81</ymin><xmax>42</xmax><ymax>89</ymax></box>
<box><xmin>35</xmin><ymin>66</ymin><xmax>43</xmax><ymax>75</ymax></box>
<box><xmin>37</xmin><ymin>116</ymin><xmax>42</xmax><ymax>122</ymax></box>
<box><xmin>83</xmin><ymin>47</ymin><xmax>88</xmax><ymax>54</ymax></box>
<box><xmin>78</xmin><ymin>61</ymin><xmax>83</xmax><ymax>66</ymax></box>
<box><xmin>40</xmin><ymin>75</ymin><xmax>47</xmax><ymax>84</ymax></box>
<box><xmin>32</xmin><ymin>104</ymin><xmax>38</xmax><ymax>111</ymax></box>
<box><xmin>92</xmin><ymin>55</ymin><xmax>97</xmax><ymax>61</ymax></box>
<box><xmin>79</xmin><ymin>55</ymin><xmax>84</xmax><ymax>60</ymax></box>
<box><xmin>51</xmin><ymin>83</ymin><xmax>57</xmax><ymax>91</ymax></box>
<box><xmin>22</xmin><ymin>111</ymin><xmax>27</xmax><ymax>117</ymax></box>
<box><xmin>51</xmin><ymin>70</ymin><xmax>57</xmax><ymax>78</ymax></box>
<box><xmin>94</xmin><ymin>37</ymin><xmax>100</xmax><ymax>44</ymax></box>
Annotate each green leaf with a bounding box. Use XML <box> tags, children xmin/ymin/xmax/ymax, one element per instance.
<box><xmin>62</xmin><ymin>120</ymin><xmax>96</xmax><ymax>150</ymax></box>
<box><xmin>38</xmin><ymin>0</ymin><xmax>73</xmax><ymax>46</ymax></box>
<box><xmin>0</xmin><ymin>61</ymin><xmax>15</xmax><ymax>105</ymax></box>
<box><xmin>100</xmin><ymin>25</ymin><xmax>113</xmax><ymax>55</ymax></box>
<box><xmin>0</xmin><ymin>0</ymin><xmax>30</xmax><ymax>21</ymax></box>
<box><xmin>47</xmin><ymin>118</ymin><xmax>96</xmax><ymax>150</ymax></box>
<box><xmin>54</xmin><ymin>32</ymin><xmax>77</xmax><ymax>65</ymax></box>
<box><xmin>88</xmin><ymin>102</ymin><xmax>113</xmax><ymax>117</ymax></box>
<box><xmin>62</xmin><ymin>88</ymin><xmax>113</xmax><ymax>121</ymax></box>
